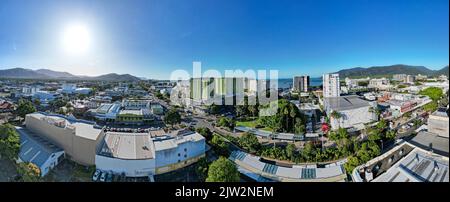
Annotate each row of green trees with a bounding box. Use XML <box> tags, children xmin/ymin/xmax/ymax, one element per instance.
<box><xmin>216</xmin><ymin>117</ymin><xmax>235</xmax><ymax>130</ymax></box>
<box><xmin>199</xmin><ymin>120</ymin><xmax>393</xmax><ymax>176</ymax></box>
<box><xmin>419</xmin><ymin>87</ymin><xmax>445</xmax><ymax>112</ymax></box>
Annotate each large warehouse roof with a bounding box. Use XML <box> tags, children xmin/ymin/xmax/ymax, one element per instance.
<box><xmin>324</xmin><ymin>95</ymin><xmax>371</xmax><ymax>111</ymax></box>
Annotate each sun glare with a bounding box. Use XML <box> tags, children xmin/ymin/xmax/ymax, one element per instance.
<box><xmin>62</xmin><ymin>24</ymin><xmax>91</xmax><ymax>55</ymax></box>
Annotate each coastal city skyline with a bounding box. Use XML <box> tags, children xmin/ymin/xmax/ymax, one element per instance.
<box><xmin>1</xmin><ymin>0</ymin><xmax>449</xmax><ymax>79</ymax></box>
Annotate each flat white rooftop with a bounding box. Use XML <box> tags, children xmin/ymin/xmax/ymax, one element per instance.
<box><xmin>373</xmin><ymin>148</ymin><xmax>449</xmax><ymax>182</ymax></box>
<box><xmin>27</xmin><ymin>112</ymin><xmax>102</xmax><ymax>140</ymax></box>
<box><xmin>153</xmin><ymin>131</ymin><xmax>204</xmax><ymax>151</ymax></box>
<box><xmin>99</xmin><ymin>132</ymin><xmax>154</xmax><ymax>160</ymax></box>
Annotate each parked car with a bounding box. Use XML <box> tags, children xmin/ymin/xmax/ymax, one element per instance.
<box><xmin>99</xmin><ymin>172</ymin><xmax>107</xmax><ymax>182</ymax></box>
<box><xmin>92</xmin><ymin>170</ymin><xmax>101</xmax><ymax>181</ymax></box>
<box><xmin>106</xmin><ymin>172</ymin><xmax>113</xmax><ymax>182</ymax></box>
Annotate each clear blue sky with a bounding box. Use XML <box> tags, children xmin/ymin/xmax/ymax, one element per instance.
<box><xmin>0</xmin><ymin>0</ymin><xmax>448</xmax><ymax>79</ymax></box>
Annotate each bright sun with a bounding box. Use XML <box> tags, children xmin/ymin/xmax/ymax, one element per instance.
<box><xmin>62</xmin><ymin>24</ymin><xmax>91</xmax><ymax>55</ymax></box>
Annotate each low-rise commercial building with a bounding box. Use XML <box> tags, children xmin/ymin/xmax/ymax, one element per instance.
<box><xmin>377</xmin><ymin>92</ymin><xmax>432</xmax><ymax>118</ymax></box>
<box><xmin>74</xmin><ymin>87</ymin><xmax>92</xmax><ymax>95</ymax></box>
<box><xmin>24</xmin><ymin>112</ymin><xmax>104</xmax><ymax>165</ymax></box>
<box><xmin>368</xmin><ymin>78</ymin><xmax>391</xmax><ymax>90</ymax></box>
<box><xmin>393</xmin><ymin>74</ymin><xmax>407</xmax><ymax>82</ymax></box>
<box><xmin>323</xmin><ymin>95</ymin><xmax>376</xmax><ymax>130</ymax></box>
<box><xmin>416</xmin><ymin>74</ymin><xmax>428</xmax><ymax>81</ymax></box>
<box><xmin>23</xmin><ymin>112</ymin><xmax>205</xmax><ymax>177</ymax></box>
<box><xmin>16</xmin><ymin>126</ymin><xmax>65</xmax><ymax>176</ymax></box>
<box><xmin>95</xmin><ymin>129</ymin><xmax>205</xmax><ymax>177</ymax></box>
<box><xmin>90</xmin><ymin>103</ymin><xmax>121</xmax><ymax>122</ymax></box>
<box><xmin>33</xmin><ymin>91</ymin><xmax>59</xmax><ymax>105</ymax></box>
<box><xmin>122</xmin><ymin>99</ymin><xmax>151</xmax><ymax>110</ymax></box>
<box><xmin>116</xmin><ymin>109</ymin><xmax>154</xmax><ymax>125</ymax></box>
<box><xmin>428</xmin><ymin>108</ymin><xmax>449</xmax><ymax>138</ymax></box>
<box><xmin>352</xmin><ymin>135</ymin><xmax>449</xmax><ymax>182</ymax></box>
<box><xmin>95</xmin><ymin>132</ymin><xmax>156</xmax><ymax>177</ymax></box>
<box><xmin>153</xmin><ymin>130</ymin><xmax>206</xmax><ymax>174</ymax></box>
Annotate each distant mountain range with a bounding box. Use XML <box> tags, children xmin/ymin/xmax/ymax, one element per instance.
<box><xmin>1</xmin><ymin>64</ymin><xmax>448</xmax><ymax>81</ymax></box>
<box><xmin>335</xmin><ymin>64</ymin><xmax>449</xmax><ymax>78</ymax></box>
<box><xmin>0</xmin><ymin>68</ymin><xmax>141</xmax><ymax>81</ymax></box>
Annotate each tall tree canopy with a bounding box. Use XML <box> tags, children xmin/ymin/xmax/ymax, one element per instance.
<box><xmin>206</xmin><ymin>157</ymin><xmax>240</xmax><ymax>182</ymax></box>
<box><xmin>0</xmin><ymin>124</ymin><xmax>20</xmax><ymax>160</ymax></box>
<box><xmin>258</xmin><ymin>99</ymin><xmax>306</xmax><ymax>133</ymax></box>
<box><xmin>16</xmin><ymin>99</ymin><xmax>36</xmax><ymax>118</ymax></box>
<box><xmin>164</xmin><ymin>108</ymin><xmax>181</xmax><ymax>127</ymax></box>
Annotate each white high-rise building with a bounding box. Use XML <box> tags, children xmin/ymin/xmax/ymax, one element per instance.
<box><xmin>323</xmin><ymin>73</ymin><xmax>340</xmax><ymax>97</ymax></box>
<box><xmin>406</xmin><ymin>75</ymin><xmax>415</xmax><ymax>84</ymax></box>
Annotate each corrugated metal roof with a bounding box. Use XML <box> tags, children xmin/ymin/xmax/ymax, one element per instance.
<box><xmin>17</xmin><ymin>127</ymin><xmax>63</xmax><ymax>168</ymax></box>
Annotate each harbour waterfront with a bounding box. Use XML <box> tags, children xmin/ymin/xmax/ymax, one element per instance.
<box><xmin>277</xmin><ymin>77</ymin><xmax>322</xmax><ymax>89</ymax></box>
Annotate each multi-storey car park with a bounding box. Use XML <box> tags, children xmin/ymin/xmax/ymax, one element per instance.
<box><xmin>17</xmin><ymin>112</ymin><xmax>206</xmax><ymax>179</ymax></box>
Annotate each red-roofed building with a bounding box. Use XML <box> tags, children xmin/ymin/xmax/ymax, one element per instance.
<box><xmin>0</xmin><ymin>101</ymin><xmax>15</xmax><ymax>113</ymax></box>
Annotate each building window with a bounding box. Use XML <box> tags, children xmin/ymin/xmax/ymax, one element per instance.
<box><xmin>184</xmin><ymin>148</ymin><xmax>187</xmax><ymax>152</ymax></box>
<box><xmin>178</xmin><ymin>153</ymin><xmax>180</xmax><ymax>157</ymax></box>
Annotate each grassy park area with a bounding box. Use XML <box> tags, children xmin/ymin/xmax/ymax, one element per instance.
<box><xmin>236</xmin><ymin>120</ymin><xmax>272</xmax><ymax>131</ymax></box>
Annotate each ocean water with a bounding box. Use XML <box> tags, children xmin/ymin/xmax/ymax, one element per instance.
<box><xmin>276</xmin><ymin>77</ymin><xmax>322</xmax><ymax>89</ymax></box>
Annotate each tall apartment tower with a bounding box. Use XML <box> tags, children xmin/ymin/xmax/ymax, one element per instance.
<box><xmin>406</xmin><ymin>75</ymin><xmax>415</xmax><ymax>84</ymax></box>
<box><xmin>292</xmin><ymin>75</ymin><xmax>310</xmax><ymax>92</ymax></box>
<box><xmin>323</xmin><ymin>73</ymin><xmax>340</xmax><ymax>97</ymax></box>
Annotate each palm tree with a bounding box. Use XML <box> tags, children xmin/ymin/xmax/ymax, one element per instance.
<box><xmin>330</xmin><ymin>110</ymin><xmax>342</xmax><ymax>128</ymax></box>
<box><xmin>249</xmin><ymin>105</ymin><xmax>258</xmax><ymax>118</ymax></box>
<box><xmin>386</xmin><ymin>130</ymin><xmax>396</xmax><ymax>140</ymax></box>
<box><xmin>369</xmin><ymin>106</ymin><xmax>381</xmax><ymax>120</ymax></box>
<box><xmin>290</xmin><ymin>106</ymin><xmax>297</xmax><ymax>133</ymax></box>
<box><xmin>283</xmin><ymin>108</ymin><xmax>289</xmax><ymax>131</ymax></box>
